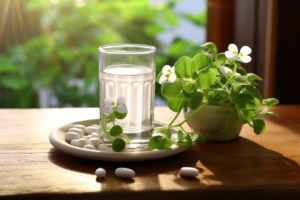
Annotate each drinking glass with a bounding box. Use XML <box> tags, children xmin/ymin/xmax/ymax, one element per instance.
<box><xmin>99</xmin><ymin>44</ymin><xmax>156</xmax><ymax>147</ymax></box>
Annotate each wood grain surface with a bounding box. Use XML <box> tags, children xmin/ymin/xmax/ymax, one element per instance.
<box><xmin>1</xmin><ymin>106</ymin><xmax>300</xmax><ymax>199</ymax></box>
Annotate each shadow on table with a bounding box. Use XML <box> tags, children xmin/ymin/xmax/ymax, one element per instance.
<box><xmin>48</xmin><ymin>136</ymin><xmax>300</xmax><ymax>189</ymax></box>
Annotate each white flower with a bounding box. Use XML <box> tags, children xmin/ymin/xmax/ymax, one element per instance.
<box><xmin>116</xmin><ymin>97</ymin><xmax>127</xmax><ymax>114</ymax></box>
<box><xmin>159</xmin><ymin>65</ymin><xmax>177</xmax><ymax>84</ymax></box>
<box><xmin>220</xmin><ymin>66</ymin><xmax>241</xmax><ymax>78</ymax></box>
<box><xmin>225</xmin><ymin>44</ymin><xmax>252</xmax><ymax>63</ymax></box>
<box><xmin>104</xmin><ymin>97</ymin><xmax>127</xmax><ymax>115</ymax></box>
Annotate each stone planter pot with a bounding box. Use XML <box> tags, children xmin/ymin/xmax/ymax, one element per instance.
<box><xmin>183</xmin><ymin>105</ymin><xmax>243</xmax><ymax>141</ymax></box>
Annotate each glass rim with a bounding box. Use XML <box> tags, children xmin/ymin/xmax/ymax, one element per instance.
<box><xmin>99</xmin><ymin>43</ymin><xmax>156</xmax><ymax>54</ymax></box>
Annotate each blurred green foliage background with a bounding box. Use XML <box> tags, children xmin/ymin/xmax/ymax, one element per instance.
<box><xmin>0</xmin><ymin>0</ymin><xmax>207</xmax><ymax>108</ymax></box>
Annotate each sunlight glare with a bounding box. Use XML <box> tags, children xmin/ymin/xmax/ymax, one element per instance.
<box><xmin>75</xmin><ymin>0</ymin><xmax>85</xmax><ymax>7</ymax></box>
<box><xmin>156</xmin><ymin>3</ymin><xmax>164</xmax><ymax>10</ymax></box>
<box><xmin>50</xmin><ymin>0</ymin><xmax>59</xmax><ymax>4</ymax></box>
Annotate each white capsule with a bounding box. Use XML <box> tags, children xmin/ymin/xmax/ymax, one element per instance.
<box><xmin>73</xmin><ymin>125</ymin><xmax>86</xmax><ymax>133</ymax></box>
<box><xmin>68</xmin><ymin>128</ymin><xmax>84</xmax><ymax>137</ymax></box>
<box><xmin>95</xmin><ymin>168</ymin><xmax>106</xmax><ymax>178</ymax></box>
<box><xmin>83</xmin><ymin>145</ymin><xmax>96</xmax><ymax>150</ymax></box>
<box><xmin>97</xmin><ymin>144</ymin><xmax>107</xmax><ymax>151</ymax></box>
<box><xmin>180</xmin><ymin>167</ymin><xmax>199</xmax><ymax>178</ymax></box>
<box><xmin>115</xmin><ymin>168</ymin><xmax>135</xmax><ymax>179</ymax></box>
<box><xmin>91</xmin><ymin>133</ymin><xmax>100</xmax><ymax>138</ymax></box>
<box><xmin>86</xmin><ymin>135</ymin><xmax>92</xmax><ymax>140</ymax></box>
<box><xmin>91</xmin><ymin>124</ymin><xmax>99</xmax><ymax>128</ymax></box>
<box><xmin>70</xmin><ymin>139</ymin><xmax>78</xmax><ymax>146</ymax></box>
<box><xmin>86</xmin><ymin>126</ymin><xmax>98</xmax><ymax>135</ymax></box>
<box><xmin>77</xmin><ymin>138</ymin><xmax>87</xmax><ymax>147</ymax></box>
<box><xmin>65</xmin><ymin>132</ymin><xmax>80</xmax><ymax>142</ymax></box>
<box><xmin>88</xmin><ymin>138</ymin><xmax>101</xmax><ymax>147</ymax></box>
<box><xmin>83</xmin><ymin>136</ymin><xmax>88</xmax><ymax>139</ymax></box>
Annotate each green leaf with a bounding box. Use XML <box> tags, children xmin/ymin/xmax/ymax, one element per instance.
<box><xmin>235</xmin><ymin>63</ymin><xmax>247</xmax><ymax>75</ymax></box>
<box><xmin>230</xmin><ymin>75</ymin><xmax>252</xmax><ymax>85</ymax></box>
<box><xmin>115</xmin><ymin>110</ymin><xmax>127</xmax><ymax>119</ymax></box>
<box><xmin>231</xmin><ymin>85</ymin><xmax>242</xmax><ymax>98</ymax></box>
<box><xmin>247</xmin><ymin>73</ymin><xmax>263</xmax><ymax>82</ymax></box>
<box><xmin>237</xmin><ymin>109</ymin><xmax>252</xmax><ymax>124</ymax></box>
<box><xmin>110</xmin><ymin>125</ymin><xmax>123</xmax><ymax>136</ymax></box>
<box><xmin>217</xmin><ymin>53</ymin><xmax>228</xmax><ymax>62</ymax></box>
<box><xmin>183</xmin><ymin>82</ymin><xmax>197</xmax><ymax>99</ymax></box>
<box><xmin>112</xmin><ymin>138</ymin><xmax>126</xmax><ymax>152</ymax></box>
<box><xmin>161</xmin><ymin>80</ymin><xmax>182</xmax><ymax>99</ymax></box>
<box><xmin>167</xmin><ymin>92</ymin><xmax>184</xmax><ymax>112</ymax></box>
<box><xmin>183</xmin><ymin>101</ymin><xmax>188</xmax><ymax>113</ymax></box>
<box><xmin>148</xmin><ymin>136</ymin><xmax>173</xmax><ymax>149</ymax></box>
<box><xmin>191</xmin><ymin>53</ymin><xmax>213</xmax><ymax>75</ymax></box>
<box><xmin>174</xmin><ymin>56</ymin><xmax>192</xmax><ymax>78</ymax></box>
<box><xmin>144</xmin><ymin>24</ymin><xmax>164</xmax><ymax>37</ymax></box>
<box><xmin>225</xmin><ymin>63</ymin><xmax>247</xmax><ymax>75</ymax></box>
<box><xmin>253</xmin><ymin>119</ymin><xmax>266</xmax><ymax>135</ymax></box>
<box><xmin>188</xmin><ymin>91</ymin><xmax>204</xmax><ymax>110</ymax></box>
<box><xmin>246</xmin><ymin>85</ymin><xmax>262</xmax><ymax>110</ymax></box>
<box><xmin>197</xmin><ymin>132</ymin><xmax>207</xmax><ymax>144</ymax></box>
<box><xmin>156</xmin><ymin>71</ymin><xmax>163</xmax><ymax>83</ymax></box>
<box><xmin>196</xmin><ymin>69</ymin><xmax>216</xmax><ymax>89</ymax></box>
<box><xmin>210</xmin><ymin>86</ymin><xmax>225</xmax><ymax>91</ymax></box>
<box><xmin>165</xmin><ymin>128</ymin><xmax>171</xmax><ymax>139</ymax></box>
<box><xmin>201</xmin><ymin>42</ymin><xmax>218</xmax><ymax>59</ymax></box>
<box><xmin>264</xmin><ymin>111</ymin><xmax>279</xmax><ymax>117</ymax></box>
<box><xmin>202</xmin><ymin>52</ymin><xmax>213</xmax><ymax>60</ymax></box>
<box><xmin>177</xmin><ymin>130</ymin><xmax>184</xmax><ymax>141</ymax></box>
<box><xmin>177</xmin><ymin>134</ymin><xmax>194</xmax><ymax>147</ymax></box>
<box><xmin>232</xmin><ymin>94</ymin><xmax>256</xmax><ymax>110</ymax></box>
<box><xmin>263</xmin><ymin>98</ymin><xmax>279</xmax><ymax>107</ymax></box>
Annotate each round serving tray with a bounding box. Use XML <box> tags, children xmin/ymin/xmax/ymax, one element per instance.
<box><xmin>49</xmin><ymin>119</ymin><xmax>189</xmax><ymax>162</ymax></box>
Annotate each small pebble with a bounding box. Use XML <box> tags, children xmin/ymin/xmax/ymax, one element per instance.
<box><xmin>83</xmin><ymin>145</ymin><xmax>96</xmax><ymax>150</ymax></box>
<box><xmin>115</xmin><ymin>168</ymin><xmax>135</xmax><ymax>179</ymax></box>
<box><xmin>65</xmin><ymin>132</ymin><xmax>80</xmax><ymax>142</ymax></box>
<box><xmin>180</xmin><ymin>167</ymin><xmax>199</xmax><ymax>178</ymax></box>
<box><xmin>68</xmin><ymin>128</ymin><xmax>84</xmax><ymax>137</ymax></box>
<box><xmin>91</xmin><ymin>133</ymin><xmax>100</xmax><ymax>138</ymax></box>
<box><xmin>86</xmin><ymin>126</ymin><xmax>98</xmax><ymax>135</ymax></box>
<box><xmin>97</xmin><ymin>144</ymin><xmax>107</xmax><ymax>151</ymax></box>
<box><xmin>77</xmin><ymin>138</ymin><xmax>87</xmax><ymax>147</ymax></box>
<box><xmin>88</xmin><ymin>138</ymin><xmax>101</xmax><ymax>147</ymax></box>
<box><xmin>95</xmin><ymin>168</ymin><xmax>106</xmax><ymax>178</ymax></box>
<box><xmin>70</xmin><ymin>139</ymin><xmax>78</xmax><ymax>146</ymax></box>
<box><xmin>73</xmin><ymin>125</ymin><xmax>86</xmax><ymax>133</ymax></box>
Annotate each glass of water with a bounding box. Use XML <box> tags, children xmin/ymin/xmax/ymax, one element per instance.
<box><xmin>99</xmin><ymin>44</ymin><xmax>156</xmax><ymax>147</ymax></box>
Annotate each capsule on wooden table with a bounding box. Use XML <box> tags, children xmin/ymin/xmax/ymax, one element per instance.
<box><xmin>115</xmin><ymin>168</ymin><xmax>135</xmax><ymax>179</ymax></box>
<box><xmin>180</xmin><ymin>167</ymin><xmax>199</xmax><ymax>177</ymax></box>
<box><xmin>95</xmin><ymin>168</ymin><xmax>106</xmax><ymax>178</ymax></box>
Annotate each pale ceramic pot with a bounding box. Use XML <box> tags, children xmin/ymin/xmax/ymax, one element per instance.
<box><xmin>183</xmin><ymin>105</ymin><xmax>243</xmax><ymax>141</ymax></box>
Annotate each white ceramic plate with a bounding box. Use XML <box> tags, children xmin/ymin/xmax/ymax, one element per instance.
<box><xmin>49</xmin><ymin>119</ymin><xmax>189</xmax><ymax>162</ymax></box>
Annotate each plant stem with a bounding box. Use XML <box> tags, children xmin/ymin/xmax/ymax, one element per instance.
<box><xmin>180</xmin><ymin>125</ymin><xmax>189</xmax><ymax>133</ymax></box>
<box><xmin>226</xmin><ymin>120</ymin><xmax>239</xmax><ymax>132</ymax></box>
<box><xmin>154</xmin><ymin>126</ymin><xmax>168</xmax><ymax>131</ymax></box>
<box><xmin>121</xmin><ymin>132</ymin><xmax>131</xmax><ymax>145</ymax></box>
<box><xmin>169</xmin><ymin>105</ymin><xmax>183</xmax><ymax>126</ymax></box>
<box><xmin>175</xmin><ymin>98</ymin><xmax>211</xmax><ymax>126</ymax></box>
<box><xmin>223</xmin><ymin>64</ymin><xmax>237</xmax><ymax>88</ymax></box>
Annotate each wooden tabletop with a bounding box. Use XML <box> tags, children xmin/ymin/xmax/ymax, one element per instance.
<box><xmin>1</xmin><ymin>106</ymin><xmax>300</xmax><ymax>199</ymax></box>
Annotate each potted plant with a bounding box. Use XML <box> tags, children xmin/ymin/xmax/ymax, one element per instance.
<box><xmin>148</xmin><ymin>42</ymin><xmax>279</xmax><ymax>149</ymax></box>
